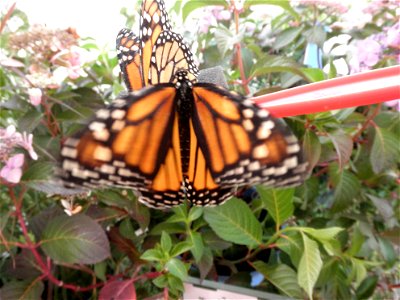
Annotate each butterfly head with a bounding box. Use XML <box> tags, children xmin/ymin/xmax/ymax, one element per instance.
<box><xmin>174</xmin><ymin>69</ymin><xmax>194</xmax><ymax>89</ymax></box>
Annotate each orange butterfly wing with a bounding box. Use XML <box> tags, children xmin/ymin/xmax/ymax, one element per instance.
<box><xmin>190</xmin><ymin>84</ymin><xmax>307</xmax><ymax>191</ymax></box>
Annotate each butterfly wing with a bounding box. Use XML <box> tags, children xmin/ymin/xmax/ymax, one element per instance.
<box><xmin>139</xmin><ymin>0</ymin><xmax>172</xmax><ymax>86</ymax></box>
<box><xmin>60</xmin><ymin>85</ymin><xmax>186</xmax><ymax>208</ymax></box>
<box><xmin>116</xmin><ymin>28</ymin><xmax>144</xmax><ymax>91</ymax></box>
<box><xmin>190</xmin><ymin>83</ymin><xmax>307</xmax><ymax>192</ymax></box>
<box><xmin>150</xmin><ymin>30</ymin><xmax>199</xmax><ymax>85</ymax></box>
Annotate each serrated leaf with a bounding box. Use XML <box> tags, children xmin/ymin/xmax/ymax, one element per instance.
<box><xmin>303</xmin><ymin>130</ymin><xmax>321</xmax><ymax>171</ymax></box>
<box><xmin>40</xmin><ymin>214</ymin><xmax>110</xmax><ymax>264</ymax></box>
<box><xmin>297</xmin><ymin>233</ymin><xmax>322</xmax><ymax>299</ymax></box>
<box><xmin>99</xmin><ymin>280</ymin><xmax>135</xmax><ymax>300</ymax></box>
<box><xmin>329</xmin><ymin>163</ymin><xmax>361</xmax><ymax>212</ymax></box>
<box><xmin>301</xmin><ymin>227</ymin><xmax>344</xmax><ymax>255</ymax></box>
<box><xmin>0</xmin><ymin>280</ymin><xmax>44</xmax><ymax>300</ymax></box>
<box><xmin>253</xmin><ymin>261</ymin><xmax>303</xmax><ymax>298</ymax></box>
<box><xmin>165</xmin><ymin>258</ymin><xmax>188</xmax><ymax>281</ymax></box>
<box><xmin>276</xmin><ymin>231</ymin><xmax>303</xmax><ymax>267</ymax></box>
<box><xmin>327</xmin><ymin>130</ymin><xmax>353</xmax><ymax>169</ymax></box>
<box><xmin>300</xmin><ymin>227</ymin><xmax>344</xmax><ymax>242</ymax></box>
<box><xmin>203</xmin><ymin>198</ymin><xmax>262</xmax><ymax>248</ymax></box>
<box><xmin>370</xmin><ymin>126</ymin><xmax>399</xmax><ymax>173</ymax></box>
<box><xmin>257</xmin><ymin>186</ymin><xmax>294</xmax><ymax>229</ymax></box>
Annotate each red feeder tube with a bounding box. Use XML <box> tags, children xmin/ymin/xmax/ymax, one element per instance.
<box><xmin>253</xmin><ymin>65</ymin><xmax>400</xmax><ymax>118</ymax></box>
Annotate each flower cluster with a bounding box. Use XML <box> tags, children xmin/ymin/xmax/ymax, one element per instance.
<box><xmin>0</xmin><ymin>125</ymin><xmax>38</xmax><ymax>184</ymax></box>
<box><xmin>198</xmin><ymin>6</ymin><xmax>232</xmax><ymax>33</ymax></box>
<box><xmin>7</xmin><ymin>25</ymin><xmax>90</xmax><ymax>106</ymax></box>
<box><xmin>349</xmin><ymin>22</ymin><xmax>400</xmax><ymax>74</ymax></box>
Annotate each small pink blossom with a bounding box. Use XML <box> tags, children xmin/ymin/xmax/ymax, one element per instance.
<box><xmin>51</xmin><ymin>46</ymin><xmax>87</xmax><ymax>80</ymax></box>
<box><xmin>0</xmin><ymin>153</ymin><xmax>24</xmax><ymax>183</ymax></box>
<box><xmin>384</xmin><ymin>100</ymin><xmax>400</xmax><ymax>111</ymax></box>
<box><xmin>386</xmin><ymin>23</ymin><xmax>400</xmax><ymax>48</ymax></box>
<box><xmin>28</xmin><ymin>88</ymin><xmax>42</xmax><ymax>106</ymax></box>
<box><xmin>0</xmin><ymin>125</ymin><xmax>38</xmax><ymax>161</ymax></box>
<box><xmin>357</xmin><ymin>39</ymin><xmax>382</xmax><ymax>67</ymax></box>
<box><xmin>18</xmin><ymin>132</ymin><xmax>38</xmax><ymax>160</ymax></box>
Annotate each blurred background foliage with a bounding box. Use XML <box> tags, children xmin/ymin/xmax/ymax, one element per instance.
<box><xmin>0</xmin><ymin>1</ymin><xmax>399</xmax><ymax>299</ymax></box>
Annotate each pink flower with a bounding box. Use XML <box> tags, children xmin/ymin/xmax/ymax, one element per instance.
<box><xmin>386</xmin><ymin>23</ymin><xmax>400</xmax><ymax>48</ymax></box>
<box><xmin>18</xmin><ymin>132</ymin><xmax>38</xmax><ymax>160</ymax></box>
<box><xmin>0</xmin><ymin>125</ymin><xmax>38</xmax><ymax>161</ymax></box>
<box><xmin>384</xmin><ymin>100</ymin><xmax>400</xmax><ymax>111</ymax></box>
<box><xmin>357</xmin><ymin>39</ymin><xmax>382</xmax><ymax>67</ymax></box>
<box><xmin>51</xmin><ymin>46</ymin><xmax>87</xmax><ymax>80</ymax></box>
<box><xmin>0</xmin><ymin>153</ymin><xmax>24</xmax><ymax>183</ymax></box>
<box><xmin>28</xmin><ymin>88</ymin><xmax>42</xmax><ymax>106</ymax></box>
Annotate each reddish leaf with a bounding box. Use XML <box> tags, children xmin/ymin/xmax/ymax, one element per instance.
<box><xmin>108</xmin><ymin>227</ymin><xmax>145</xmax><ymax>265</ymax></box>
<box><xmin>327</xmin><ymin>130</ymin><xmax>353</xmax><ymax>170</ymax></box>
<box><xmin>99</xmin><ymin>280</ymin><xmax>136</xmax><ymax>300</ymax></box>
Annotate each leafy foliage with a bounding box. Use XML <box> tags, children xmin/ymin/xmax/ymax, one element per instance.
<box><xmin>0</xmin><ymin>1</ymin><xmax>399</xmax><ymax>300</ymax></box>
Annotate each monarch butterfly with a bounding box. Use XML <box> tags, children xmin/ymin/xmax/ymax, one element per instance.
<box><xmin>116</xmin><ymin>0</ymin><xmax>198</xmax><ymax>91</ymax></box>
<box><xmin>60</xmin><ymin>23</ymin><xmax>308</xmax><ymax>208</ymax></box>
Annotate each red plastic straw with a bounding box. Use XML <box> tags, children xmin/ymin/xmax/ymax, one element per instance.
<box><xmin>253</xmin><ymin>65</ymin><xmax>400</xmax><ymax>117</ymax></box>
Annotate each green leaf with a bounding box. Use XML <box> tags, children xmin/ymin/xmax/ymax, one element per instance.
<box><xmin>187</xmin><ymin>232</ymin><xmax>204</xmax><ymax>263</ymax></box>
<box><xmin>244</xmin><ymin>0</ymin><xmax>300</xmax><ymax>20</ymax></box>
<box><xmin>304</xmin><ymin>25</ymin><xmax>327</xmax><ymax>46</ymax></box>
<box><xmin>297</xmin><ymin>233</ymin><xmax>322</xmax><ymax>299</ymax></box>
<box><xmin>301</xmin><ymin>68</ymin><xmax>326</xmax><ymax>82</ymax></box>
<box><xmin>0</xmin><ymin>280</ymin><xmax>44</xmax><ymax>300</ymax></box>
<box><xmin>253</xmin><ymin>261</ymin><xmax>303</xmax><ymax>298</ymax></box>
<box><xmin>301</xmin><ymin>227</ymin><xmax>344</xmax><ymax>242</ymax></box>
<box><xmin>160</xmin><ymin>232</ymin><xmax>172</xmax><ymax>253</ymax></box>
<box><xmin>40</xmin><ymin>214</ymin><xmax>110</xmax><ymax>264</ymax></box>
<box><xmin>170</xmin><ymin>241</ymin><xmax>193</xmax><ymax>258</ymax></box>
<box><xmin>21</xmin><ymin>161</ymin><xmax>53</xmax><ymax>181</ymax></box>
<box><xmin>378</xmin><ymin>237</ymin><xmax>396</xmax><ymax>267</ymax></box>
<box><xmin>203</xmin><ymin>198</ymin><xmax>262</xmax><ymax>248</ymax></box>
<box><xmin>18</xmin><ymin>109</ymin><xmax>43</xmax><ymax>132</ymax></box>
<box><xmin>257</xmin><ymin>186</ymin><xmax>294</xmax><ymax>228</ymax></box>
<box><xmin>367</xmin><ymin>194</ymin><xmax>395</xmax><ymax>220</ymax></box>
<box><xmin>188</xmin><ymin>206</ymin><xmax>203</xmax><ymax>222</ymax></box>
<box><xmin>355</xmin><ymin>275</ymin><xmax>378</xmax><ymax>300</ymax></box>
<box><xmin>327</xmin><ymin>130</ymin><xmax>353</xmax><ymax>170</ymax></box>
<box><xmin>302</xmin><ymin>130</ymin><xmax>321</xmax><ymax>171</ymax></box>
<box><xmin>165</xmin><ymin>258</ymin><xmax>188</xmax><ymax>281</ymax></box>
<box><xmin>370</xmin><ymin>126</ymin><xmax>399</xmax><ymax>173</ymax></box>
<box><xmin>273</xmin><ymin>27</ymin><xmax>303</xmax><ymax>50</ymax></box>
<box><xmin>276</xmin><ymin>231</ymin><xmax>303</xmax><ymax>267</ymax></box>
<box><xmin>301</xmin><ymin>227</ymin><xmax>344</xmax><ymax>255</ymax></box>
<box><xmin>197</xmin><ymin>247</ymin><xmax>213</xmax><ymax>279</ymax></box>
<box><xmin>346</xmin><ymin>224</ymin><xmax>365</xmax><ymax>256</ymax></box>
<box><xmin>141</xmin><ymin>249</ymin><xmax>164</xmax><ymax>262</ymax></box>
<box><xmin>329</xmin><ymin>163</ymin><xmax>361</xmax><ymax>212</ymax></box>
<box><xmin>182</xmin><ymin>0</ymin><xmax>228</xmax><ymax>22</ymax></box>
